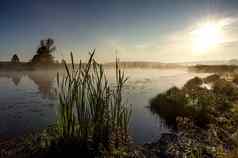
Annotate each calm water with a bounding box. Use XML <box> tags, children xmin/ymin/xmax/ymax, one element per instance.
<box><xmin>0</xmin><ymin>68</ymin><xmax>210</xmax><ymax>144</ymax></box>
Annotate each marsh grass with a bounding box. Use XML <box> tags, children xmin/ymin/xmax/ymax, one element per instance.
<box><xmin>56</xmin><ymin>50</ymin><xmax>131</xmax><ymax>156</ymax></box>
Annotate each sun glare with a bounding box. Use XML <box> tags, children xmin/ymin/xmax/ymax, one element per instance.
<box><xmin>191</xmin><ymin>21</ymin><xmax>224</xmax><ymax>54</ymax></box>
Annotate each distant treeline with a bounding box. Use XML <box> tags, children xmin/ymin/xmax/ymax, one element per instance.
<box><xmin>0</xmin><ymin>62</ymin><xmax>31</xmax><ymax>70</ymax></box>
<box><xmin>0</xmin><ymin>62</ymin><xmax>66</xmax><ymax>71</ymax></box>
<box><xmin>103</xmin><ymin>61</ymin><xmax>184</xmax><ymax>69</ymax></box>
<box><xmin>190</xmin><ymin>65</ymin><xmax>238</xmax><ymax>73</ymax></box>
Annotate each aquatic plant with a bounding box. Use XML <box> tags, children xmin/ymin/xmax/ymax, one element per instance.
<box><xmin>56</xmin><ymin>50</ymin><xmax>131</xmax><ymax>156</ymax></box>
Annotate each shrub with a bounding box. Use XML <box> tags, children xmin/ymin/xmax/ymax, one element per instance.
<box><xmin>150</xmin><ymin>87</ymin><xmax>189</xmax><ymax>127</ymax></box>
<box><xmin>183</xmin><ymin>77</ymin><xmax>203</xmax><ymax>91</ymax></box>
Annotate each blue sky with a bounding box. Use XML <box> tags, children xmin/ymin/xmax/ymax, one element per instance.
<box><xmin>1</xmin><ymin>0</ymin><xmax>238</xmax><ymax>62</ymax></box>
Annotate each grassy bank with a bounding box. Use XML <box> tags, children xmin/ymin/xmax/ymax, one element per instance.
<box><xmin>149</xmin><ymin>74</ymin><xmax>238</xmax><ymax>157</ymax></box>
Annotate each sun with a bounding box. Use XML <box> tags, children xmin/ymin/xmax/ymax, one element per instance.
<box><xmin>191</xmin><ymin>21</ymin><xmax>223</xmax><ymax>54</ymax></box>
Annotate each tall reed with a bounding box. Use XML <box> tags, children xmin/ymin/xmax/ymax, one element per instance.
<box><xmin>56</xmin><ymin>50</ymin><xmax>131</xmax><ymax>154</ymax></box>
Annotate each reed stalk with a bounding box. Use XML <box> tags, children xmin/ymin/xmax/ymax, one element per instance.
<box><xmin>56</xmin><ymin>50</ymin><xmax>131</xmax><ymax>155</ymax></box>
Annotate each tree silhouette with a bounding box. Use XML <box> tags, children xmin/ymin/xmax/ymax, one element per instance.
<box><xmin>31</xmin><ymin>38</ymin><xmax>56</xmax><ymax>64</ymax></box>
<box><xmin>11</xmin><ymin>54</ymin><xmax>20</xmax><ymax>63</ymax></box>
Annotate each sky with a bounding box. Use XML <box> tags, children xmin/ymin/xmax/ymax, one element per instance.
<box><xmin>1</xmin><ymin>0</ymin><xmax>238</xmax><ymax>63</ymax></box>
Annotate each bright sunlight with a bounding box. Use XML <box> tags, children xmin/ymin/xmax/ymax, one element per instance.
<box><xmin>191</xmin><ymin>21</ymin><xmax>224</xmax><ymax>54</ymax></box>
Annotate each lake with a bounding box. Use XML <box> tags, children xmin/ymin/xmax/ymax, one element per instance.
<box><xmin>0</xmin><ymin>68</ymin><xmax>210</xmax><ymax>144</ymax></box>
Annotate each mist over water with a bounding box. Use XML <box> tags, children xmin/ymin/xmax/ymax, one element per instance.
<box><xmin>0</xmin><ymin>68</ymin><xmax>210</xmax><ymax>144</ymax></box>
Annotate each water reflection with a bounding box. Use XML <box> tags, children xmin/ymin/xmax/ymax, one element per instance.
<box><xmin>0</xmin><ymin>70</ymin><xmax>60</xmax><ymax>138</ymax></box>
<box><xmin>0</xmin><ymin>71</ymin><xmax>24</xmax><ymax>86</ymax></box>
<box><xmin>0</xmin><ymin>70</ymin><xmax>57</xmax><ymax>99</ymax></box>
<box><xmin>27</xmin><ymin>71</ymin><xmax>56</xmax><ymax>99</ymax></box>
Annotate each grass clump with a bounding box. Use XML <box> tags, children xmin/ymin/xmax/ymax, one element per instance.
<box><xmin>54</xmin><ymin>50</ymin><xmax>131</xmax><ymax>157</ymax></box>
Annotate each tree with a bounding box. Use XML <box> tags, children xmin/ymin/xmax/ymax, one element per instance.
<box><xmin>31</xmin><ymin>38</ymin><xmax>56</xmax><ymax>64</ymax></box>
<box><xmin>11</xmin><ymin>54</ymin><xmax>20</xmax><ymax>63</ymax></box>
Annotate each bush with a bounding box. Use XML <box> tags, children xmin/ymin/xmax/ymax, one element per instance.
<box><xmin>183</xmin><ymin>77</ymin><xmax>203</xmax><ymax>91</ymax></box>
<box><xmin>150</xmin><ymin>87</ymin><xmax>191</xmax><ymax>127</ymax></box>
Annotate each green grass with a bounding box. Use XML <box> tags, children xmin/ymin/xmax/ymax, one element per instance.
<box><xmin>56</xmin><ymin>50</ymin><xmax>131</xmax><ymax>156</ymax></box>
